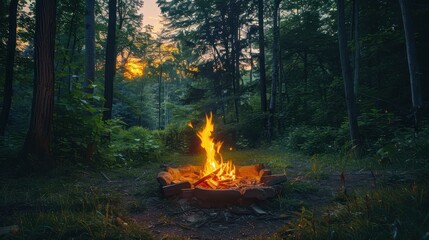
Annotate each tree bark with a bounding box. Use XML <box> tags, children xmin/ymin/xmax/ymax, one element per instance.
<box><xmin>0</xmin><ymin>0</ymin><xmax>18</xmax><ymax>136</ymax></box>
<box><xmin>353</xmin><ymin>0</ymin><xmax>360</xmax><ymax>97</ymax></box>
<box><xmin>337</xmin><ymin>0</ymin><xmax>360</xmax><ymax>147</ymax></box>
<box><xmin>84</xmin><ymin>0</ymin><xmax>95</xmax><ymax>93</ymax></box>
<box><xmin>268</xmin><ymin>0</ymin><xmax>280</xmax><ymax>139</ymax></box>
<box><xmin>103</xmin><ymin>0</ymin><xmax>117</xmax><ymax>121</ymax></box>
<box><xmin>23</xmin><ymin>0</ymin><xmax>57</xmax><ymax>166</ymax></box>
<box><xmin>398</xmin><ymin>0</ymin><xmax>422</xmax><ymax>129</ymax></box>
<box><xmin>258</xmin><ymin>0</ymin><xmax>267</xmax><ymax>114</ymax></box>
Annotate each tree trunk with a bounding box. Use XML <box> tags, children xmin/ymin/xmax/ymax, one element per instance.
<box><xmin>258</xmin><ymin>0</ymin><xmax>267</xmax><ymax>114</ymax></box>
<box><xmin>0</xmin><ymin>0</ymin><xmax>18</xmax><ymax>136</ymax></box>
<box><xmin>84</xmin><ymin>0</ymin><xmax>95</xmax><ymax>93</ymax></box>
<box><xmin>23</xmin><ymin>0</ymin><xmax>57</xmax><ymax>166</ymax></box>
<box><xmin>268</xmin><ymin>0</ymin><xmax>280</xmax><ymax>139</ymax></box>
<box><xmin>398</xmin><ymin>0</ymin><xmax>422</xmax><ymax>129</ymax></box>
<box><xmin>353</xmin><ymin>0</ymin><xmax>360</xmax><ymax>97</ymax></box>
<box><xmin>102</xmin><ymin>0</ymin><xmax>117</xmax><ymax>121</ymax></box>
<box><xmin>337</xmin><ymin>0</ymin><xmax>360</xmax><ymax>147</ymax></box>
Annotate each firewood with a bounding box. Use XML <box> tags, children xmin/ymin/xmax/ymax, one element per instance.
<box><xmin>259</xmin><ymin>169</ymin><xmax>272</xmax><ymax>177</ymax></box>
<box><xmin>193</xmin><ymin>168</ymin><xmax>220</xmax><ymax>187</ymax></box>
<box><xmin>238</xmin><ymin>164</ymin><xmax>264</xmax><ymax>178</ymax></box>
<box><xmin>177</xmin><ymin>164</ymin><xmax>194</xmax><ymax>175</ymax></box>
<box><xmin>157</xmin><ymin>171</ymin><xmax>173</xmax><ymax>186</ymax></box>
<box><xmin>260</xmin><ymin>174</ymin><xmax>287</xmax><ymax>185</ymax></box>
<box><xmin>166</xmin><ymin>167</ymin><xmax>181</xmax><ymax>180</ymax></box>
<box><xmin>162</xmin><ymin>181</ymin><xmax>192</xmax><ymax>197</ymax></box>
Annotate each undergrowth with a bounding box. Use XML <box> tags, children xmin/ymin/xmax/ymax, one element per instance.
<box><xmin>0</xmin><ymin>175</ymin><xmax>154</xmax><ymax>240</ymax></box>
<box><xmin>272</xmin><ymin>183</ymin><xmax>429</xmax><ymax>240</ymax></box>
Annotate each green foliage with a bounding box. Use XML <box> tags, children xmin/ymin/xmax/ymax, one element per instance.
<box><xmin>284</xmin><ymin>126</ymin><xmax>342</xmax><ymax>155</ymax></box>
<box><xmin>53</xmin><ymin>86</ymin><xmax>107</xmax><ymax>164</ymax></box>
<box><xmin>157</xmin><ymin>123</ymin><xmax>199</xmax><ymax>154</ymax></box>
<box><xmin>110</xmin><ymin>126</ymin><xmax>164</xmax><ymax>164</ymax></box>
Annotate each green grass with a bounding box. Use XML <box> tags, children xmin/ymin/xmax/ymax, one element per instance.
<box><xmin>271</xmin><ymin>183</ymin><xmax>429</xmax><ymax>240</ymax></box>
<box><xmin>0</xmin><ymin>173</ymin><xmax>154</xmax><ymax>240</ymax></box>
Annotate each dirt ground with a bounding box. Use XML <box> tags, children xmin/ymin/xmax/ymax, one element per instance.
<box><xmin>96</xmin><ymin>158</ymin><xmax>391</xmax><ymax>240</ymax></box>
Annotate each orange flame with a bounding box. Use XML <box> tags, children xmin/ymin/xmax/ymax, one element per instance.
<box><xmin>197</xmin><ymin>113</ymin><xmax>236</xmax><ymax>181</ymax></box>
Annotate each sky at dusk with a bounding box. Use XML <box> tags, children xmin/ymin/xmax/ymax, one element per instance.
<box><xmin>140</xmin><ymin>0</ymin><xmax>163</xmax><ymax>33</ymax></box>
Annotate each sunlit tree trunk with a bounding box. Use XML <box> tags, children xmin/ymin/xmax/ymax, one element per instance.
<box><xmin>84</xmin><ymin>0</ymin><xmax>95</xmax><ymax>93</ymax></box>
<box><xmin>23</xmin><ymin>0</ymin><xmax>57</xmax><ymax>166</ymax></box>
<box><xmin>337</xmin><ymin>0</ymin><xmax>360</xmax><ymax>148</ymax></box>
<box><xmin>268</xmin><ymin>0</ymin><xmax>280</xmax><ymax>139</ymax></box>
<box><xmin>258</xmin><ymin>0</ymin><xmax>267</xmax><ymax>114</ymax></box>
<box><xmin>0</xmin><ymin>0</ymin><xmax>18</xmax><ymax>136</ymax></box>
<box><xmin>398</xmin><ymin>0</ymin><xmax>422</xmax><ymax>130</ymax></box>
<box><xmin>103</xmin><ymin>0</ymin><xmax>117</xmax><ymax>121</ymax></box>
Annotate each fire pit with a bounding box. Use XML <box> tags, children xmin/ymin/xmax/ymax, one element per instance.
<box><xmin>157</xmin><ymin>113</ymin><xmax>287</xmax><ymax>206</ymax></box>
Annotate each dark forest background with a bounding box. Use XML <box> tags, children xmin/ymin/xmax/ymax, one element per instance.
<box><xmin>0</xmin><ymin>0</ymin><xmax>428</xmax><ymax>168</ymax></box>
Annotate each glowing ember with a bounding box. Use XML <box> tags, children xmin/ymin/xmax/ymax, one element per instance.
<box><xmin>197</xmin><ymin>113</ymin><xmax>236</xmax><ymax>183</ymax></box>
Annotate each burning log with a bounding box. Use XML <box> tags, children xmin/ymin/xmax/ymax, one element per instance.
<box><xmin>193</xmin><ymin>168</ymin><xmax>220</xmax><ymax>187</ymax></box>
<box><xmin>238</xmin><ymin>164</ymin><xmax>264</xmax><ymax>178</ymax></box>
<box><xmin>167</xmin><ymin>167</ymin><xmax>181</xmax><ymax>180</ymax></box>
<box><xmin>157</xmin><ymin>171</ymin><xmax>173</xmax><ymax>186</ymax></box>
<box><xmin>259</xmin><ymin>169</ymin><xmax>272</xmax><ymax>178</ymax></box>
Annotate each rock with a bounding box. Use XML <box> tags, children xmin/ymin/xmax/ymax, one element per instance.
<box><xmin>194</xmin><ymin>187</ymin><xmax>241</xmax><ymax>204</ymax></box>
<box><xmin>242</xmin><ymin>186</ymin><xmax>276</xmax><ymax>200</ymax></box>
<box><xmin>162</xmin><ymin>181</ymin><xmax>192</xmax><ymax>197</ymax></box>
<box><xmin>260</xmin><ymin>174</ymin><xmax>287</xmax><ymax>185</ymax></box>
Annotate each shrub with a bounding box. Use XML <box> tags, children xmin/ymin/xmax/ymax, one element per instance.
<box><xmin>157</xmin><ymin>124</ymin><xmax>199</xmax><ymax>154</ymax></box>
<box><xmin>53</xmin><ymin>88</ymin><xmax>107</xmax><ymax>164</ymax></box>
<box><xmin>285</xmin><ymin>126</ymin><xmax>341</xmax><ymax>154</ymax></box>
<box><xmin>111</xmin><ymin>126</ymin><xmax>164</xmax><ymax>163</ymax></box>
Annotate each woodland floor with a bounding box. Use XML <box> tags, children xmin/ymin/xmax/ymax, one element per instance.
<box><xmin>1</xmin><ymin>149</ymin><xmax>428</xmax><ymax>239</ymax></box>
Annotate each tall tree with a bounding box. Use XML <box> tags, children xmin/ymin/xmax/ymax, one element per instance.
<box><xmin>0</xmin><ymin>0</ymin><xmax>19</xmax><ymax>136</ymax></box>
<box><xmin>268</xmin><ymin>0</ymin><xmax>281</xmax><ymax>139</ymax></box>
<box><xmin>337</xmin><ymin>0</ymin><xmax>360</xmax><ymax>147</ymax></box>
<box><xmin>84</xmin><ymin>0</ymin><xmax>95</xmax><ymax>93</ymax></box>
<box><xmin>398</xmin><ymin>0</ymin><xmax>422</xmax><ymax>129</ymax></box>
<box><xmin>258</xmin><ymin>0</ymin><xmax>267</xmax><ymax>114</ymax></box>
<box><xmin>353</xmin><ymin>0</ymin><xmax>360</xmax><ymax>97</ymax></box>
<box><xmin>23</xmin><ymin>0</ymin><xmax>57</xmax><ymax>165</ymax></box>
<box><xmin>103</xmin><ymin>0</ymin><xmax>117</xmax><ymax>121</ymax></box>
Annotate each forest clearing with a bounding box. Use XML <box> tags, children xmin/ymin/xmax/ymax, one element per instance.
<box><xmin>1</xmin><ymin>0</ymin><xmax>428</xmax><ymax>239</ymax></box>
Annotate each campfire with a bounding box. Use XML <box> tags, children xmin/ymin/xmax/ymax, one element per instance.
<box><xmin>157</xmin><ymin>113</ymin><xmax>287</xmax><ymax>206</ymax></box>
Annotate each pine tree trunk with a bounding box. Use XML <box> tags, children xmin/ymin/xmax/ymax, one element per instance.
<box><xmin>23</xmin><ymin>0</ymin><xmax>57</xmax><ymax>166</ymax></box>
<box><xmin>84</xmin><ymin>0</ymin><xmax>95</xmax><ymax>94</ymax></box>
<box><xmin>0</xmin><ymin>0</ymin><xmax>18</xmax><ymax>136</ymax></box>
<box><xmin>337</xmin><ymin>0</ymin><xmax>360</xmax><ymax>148</ymax></box>
<box><xmin>353</xmin><ymin>0</ymin><xmax>360</xmax><ymax>97</ymax></box>
<box><xmin>398</xmin><ymin>0</ymin><xmax>422</xmax><ymax>129</ymax></box>
<box><xmin>258</xmin><ymin>0</ymin><xmax>267</xmax><ymax>114</ymax></box>
<box><xmin>103</xmin><ymin>0</ymin><xmax>117</xmax><ymax>121</ymax></box>
<box><xmin>268</xmin><ymin>0</ymin><xmax>280</xmax><ymax>139</ymax></box>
